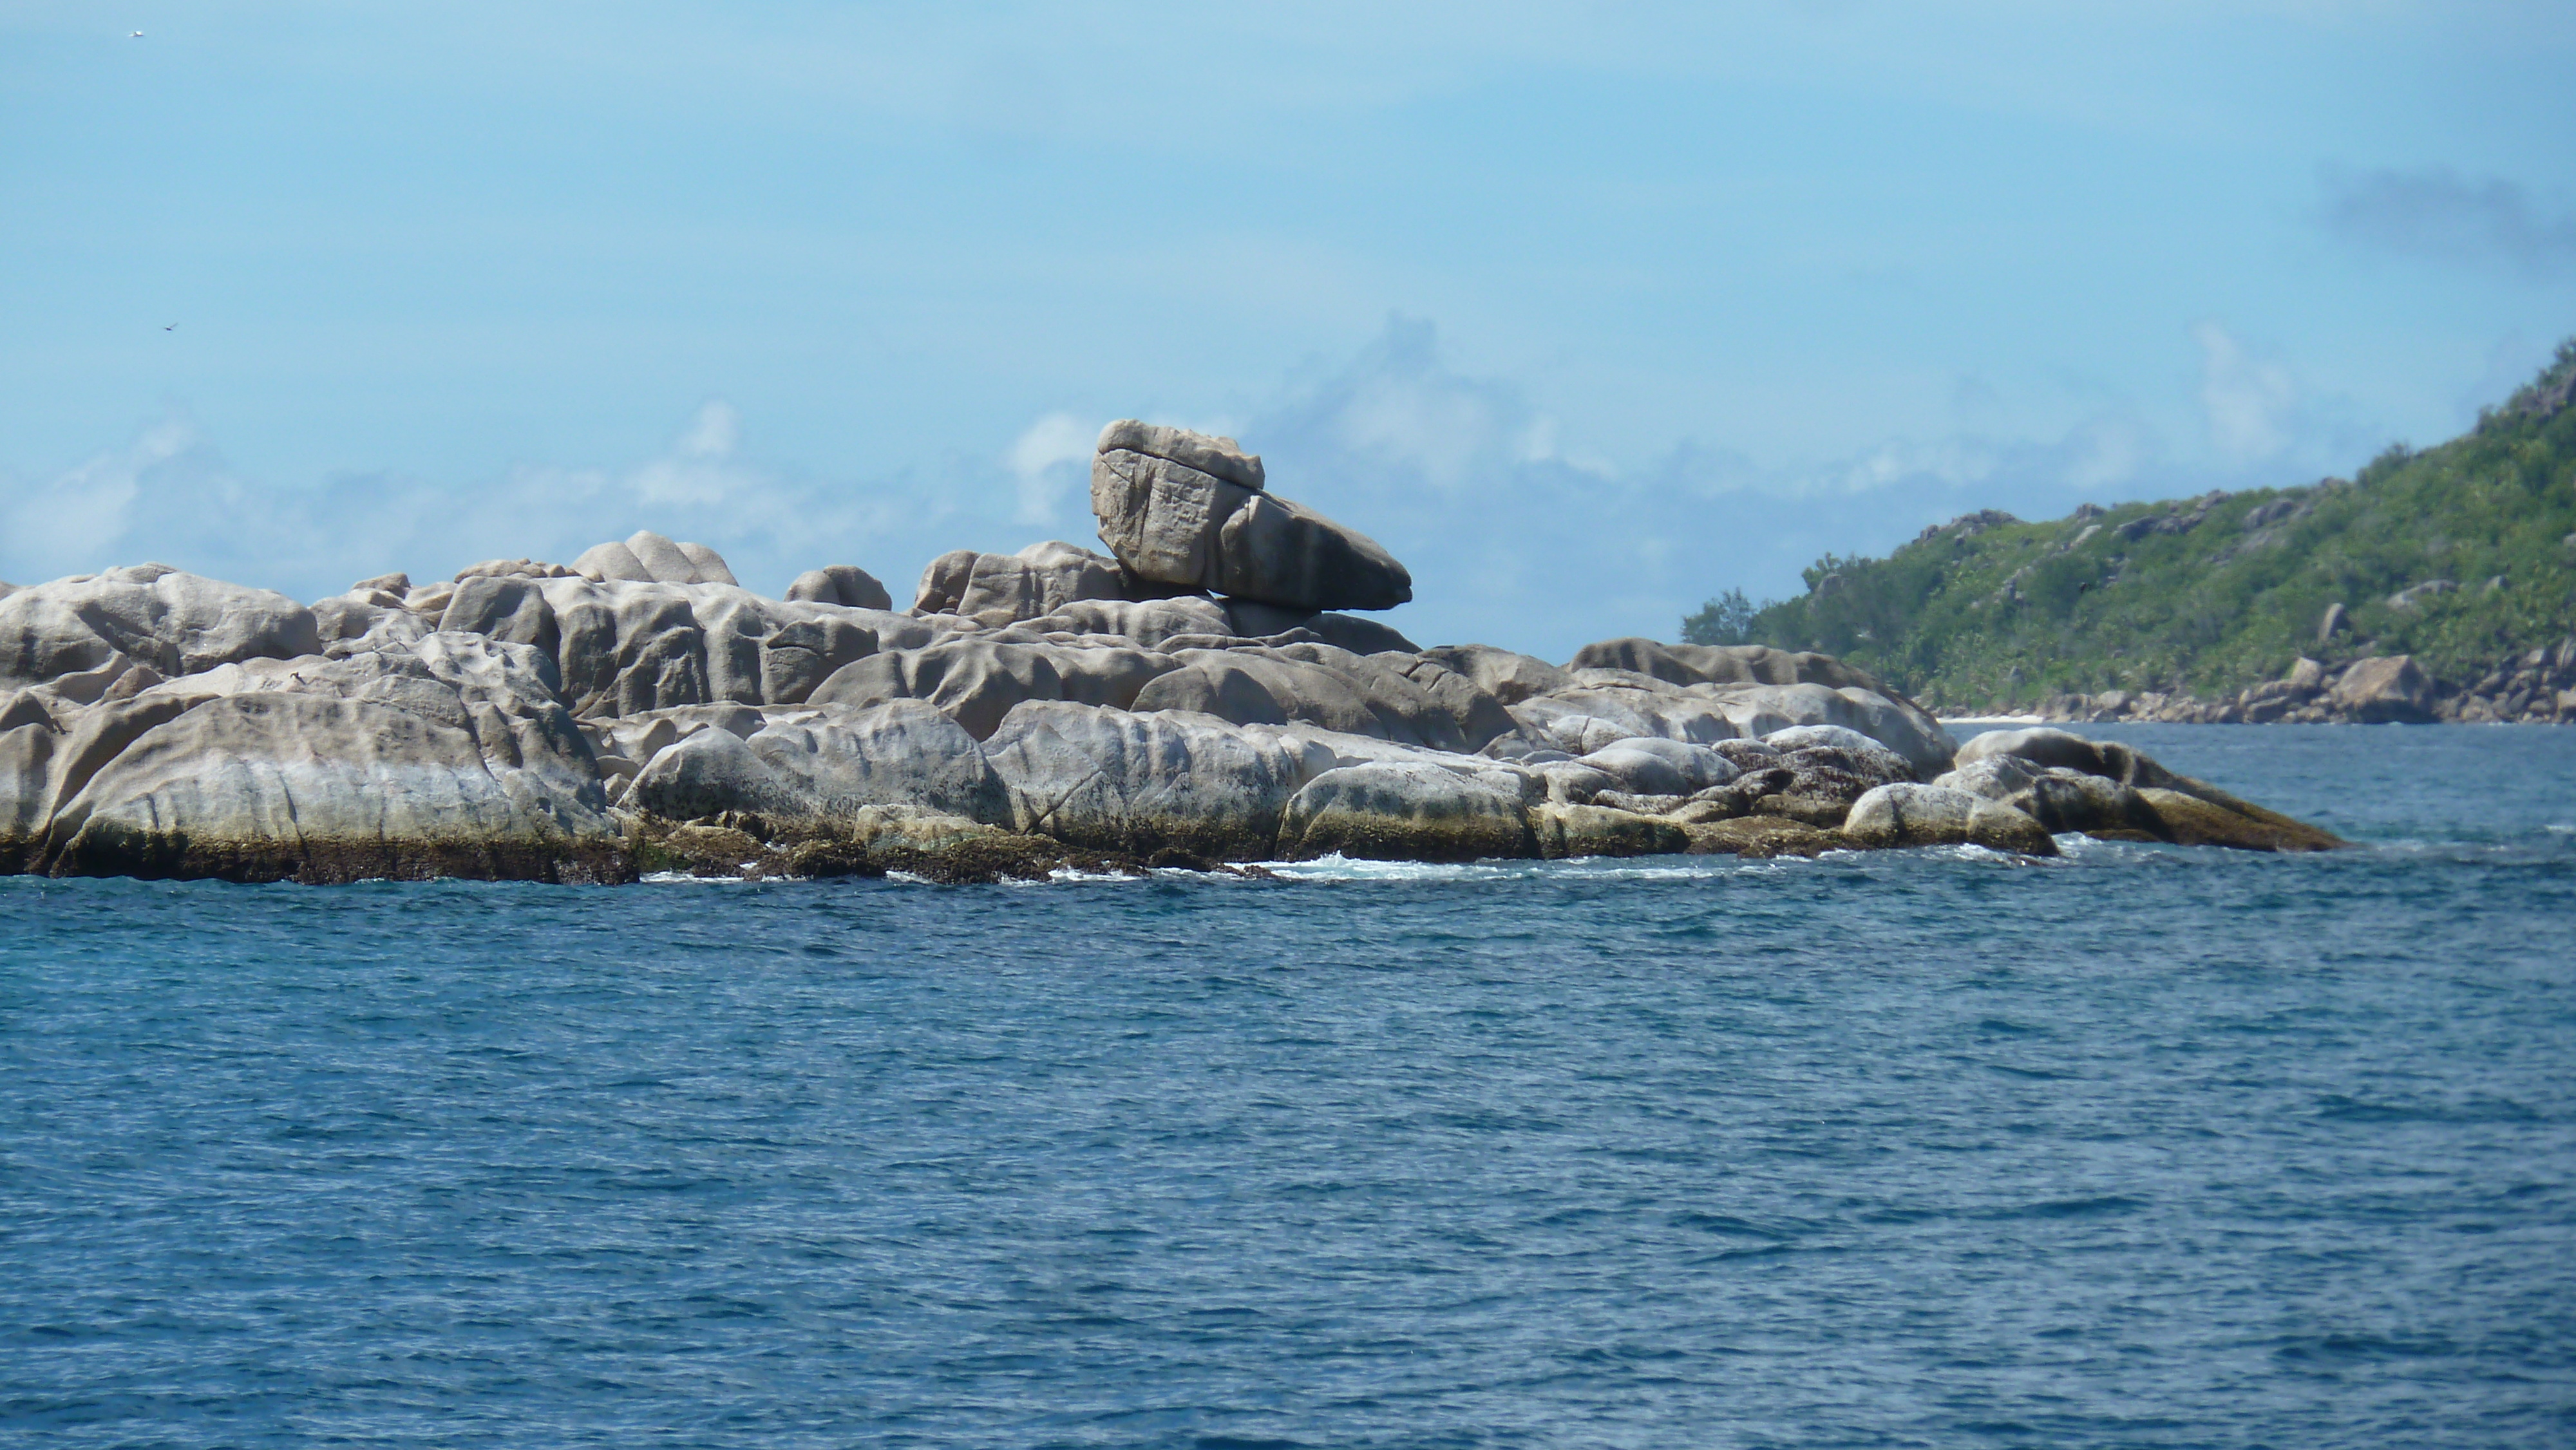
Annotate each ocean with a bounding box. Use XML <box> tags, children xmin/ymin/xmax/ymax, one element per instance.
<box><xmin>4</xmin><ymin>724</ymin><xmax>2572</xmax><ymax>1447</ymax></box>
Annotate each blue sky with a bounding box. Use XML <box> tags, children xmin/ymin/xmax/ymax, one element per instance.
<box><xmin>5</xmin><ymin>1</ymin><xmax>2573</xmax><ymax>658</ymax></box>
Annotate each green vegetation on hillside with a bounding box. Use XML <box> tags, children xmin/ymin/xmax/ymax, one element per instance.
<box><xmin>1687</xmin><ymin>343</ymin><xmax>2576</xmax><ymax>711</ymax></box>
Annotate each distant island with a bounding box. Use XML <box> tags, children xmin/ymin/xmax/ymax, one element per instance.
<box><xmin>1688</xmin><ymin>343</ymin><xmax>2576</xmax><ymax>724</ymax></box>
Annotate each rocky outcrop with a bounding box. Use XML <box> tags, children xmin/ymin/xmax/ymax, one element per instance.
<box><xmin>0</xmin><ymin>565</ymin><xmax>321</xmax><ymax>688</ymax></box>
<box><xmin>809</xmin><ymin>637</ymin><xmax>1174</xmax><ymax>740</ymax></box>
<box><xmin>1953</xmin><ymin>727</ymin><xmax>2341</xmax><ymax>851</ymax></box>
<box><xmin>0</xmin><ymin>419</ymin><xmax>2341</xmax><ymax>882</ymax></box>
<box><xmin>1090</xmin><ymin>421</ymin><xmax>1412</xmax><ymax>611</ymax></box>
<box><xmin>1842</xmin><ymin>784</ymin><xmax>2058</xmax><ymax>856</ymax></box>
<box><xmin>911</xmin><ymin>541</ymin><xmax>1126</xmax><ymax>625</ymax></box>
<box><xmin>985</xmin><ymin>701</ymin><xmax>1309</xmax><ymax>861</ymax></box>
<box><xmin>14</xmin><ymin>632</ymin><xmax>621</xmax><ymax>883</ymax></box>
<box><xmin>1277</xmin><ymin>761</ymin><xmax>1532</xmax><ymax>862</ymax></box>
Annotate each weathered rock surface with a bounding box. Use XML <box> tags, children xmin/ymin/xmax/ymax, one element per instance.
<box><xmin>786</xmin><ymin>565</ymin><xmax>895</xmax><ymax>612</ymax></box>
<box><xmin>1</xmin><ymin>503</ymin><xmax>2334</xmax><ymax>881</ymax></box>
<box><xmin>1419</xmin><ymin>645</ymin><xmax>1572</xmax><ymax>706</ymax></box>
<box><xmin>1531</xmin><ymin>801</ymin><xmax>1688</xmax><ymax>859</ymax></box>
<box><xmin>1276</xmin><ymin>760</ymin><xmax>1531</xmax><ymax>862</ymax></box>
<box><xmin>625</xmin><ymin>698</ymin><xmax>1007</xmax><ymax>830</ymax></box>
<box><xmin>1842</xmin><ymin>783</ymin><xmax>2058</xmax><ymax>856</ymax></box>
<box><xmin>2330</xmin><ymin>654</ymin><xmax>2437</xmax><ymax>723</ymax></box>
<box><xmin>0</xmin><ymin>565</ymin><xmax>321</xmax><ymax>686</ymax></box>
<box><xmin>1495</xmin><ymin>668</ymin><xmax>1952</xmax><ymax>779</ymax></box>
<box><xmin>1090</xmin><ymin>422</ymin><xmax>1412</xmax><ymax>611</ymax></box>
<box><xmin>984</xmin><ymin>702</ymin><xmax>1309</xmax><ymax>860</ymax></box>
<box><xmin>573</xmin><ymin>531</ymin><xmax>736</xmax><ymax>587</ymax></box>
<box><xmin>28</xmin><ymin>633</ymin><xmax>620</xmax><ymax>883</ymax></box>
<box><xmin>810</xmin><ymin>637</ymin><xmax>1173</xmax><ymax>740</ymax></box>
<box><xmin>1955</xmin><ymin>726</ymin><xmax>2341</xmax><ymax>851</ymax></box>
<box><xmin>912</xmin><ymin>541</ymin><xmax>1126</xmax><ymax>625</ymax></box>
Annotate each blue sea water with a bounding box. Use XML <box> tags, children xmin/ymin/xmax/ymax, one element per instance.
<box><xmin>3</xmin><ymin>724</ymin><xmax>2573</xmax><ymax>1449</ymax></box>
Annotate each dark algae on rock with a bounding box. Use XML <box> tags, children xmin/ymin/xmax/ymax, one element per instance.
<box><xmin>1692</xmin><ymin>342</ymin><xmax>2576</xmax><ymax>722</ymax></box>
<box><xmin>2</xmin><ymin>422</ymin><xmax>2333</xmax><ymax>884</ymax></box>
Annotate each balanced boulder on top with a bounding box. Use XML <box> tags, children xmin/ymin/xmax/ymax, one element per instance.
<box><xmin>1090</xmin><ymin>420</ymin><xmax>1412</xmax><ymax>612</ymax></box>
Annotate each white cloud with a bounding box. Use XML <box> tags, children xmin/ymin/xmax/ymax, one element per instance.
<box><xmin>624</xmin><ymin>400</ymin><xmax>757</xmax><ymax>507</ymax></box>
<box><xmin>2194</xmin><ymin>320</ymin><xmax>2298</xmax><ymax>464</ymax></box>
<box><xmin>0</xmin><ymin>317</ymin><xmax>2374</xmax><ymax>661</ymax></box>
<box><xmin>1006</xmin><ymin>411</ymin><xmax>1099</xmax><ymax>525</ymax></box>
<box><xmin>1</xmin><ymin>415</ymin><xmax>194</xmax><ymax>569</ymax></box>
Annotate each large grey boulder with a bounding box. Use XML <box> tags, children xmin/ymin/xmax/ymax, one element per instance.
<box><xmin>1841</xmin><ymin>783</ymin><xmax>2058</xmax><ymax>856</ymax></box>
<box><xmin>627</xmin><ymin>699</ymin><xmax>1009</xmax><ymax>831</ymax></box>
<box><xmin>785</xmin><ymin>565</ymin><xmax>895</xmax><ymax>612</ymax></box>
<box><xmin>750</xmin><ymin>701</ymin><xmax>1010</xmax><ymax>825</ymax></box>
<box><xmin>1935</xmin><ymin>755</ymin><xmax>2159</xmax><ymax>836</ymax></box>
<box><xmin>912</xmin><ymin>541</ymin><xmax>1126</xmax><ymax>625</ymax></box>
<box><xmin>1090</xmin><ymin>421</ymin><xmax>1412</xmax><ymax>611</ymax></box>
<box><xmin>1096</xmin><ymin>420</ymin><xmax>1265</xmax><ymax>489</ymax></box>
<box><xmin>1563</xmin><ymin>637</ymin><xmax>1951</xmax><ymax>775</ymax></box>
<box><xmin>1576</xmin><ymin>737</ymin><xmax>1740</xmax><ymax>797</ymax></box>
<box><xmin>1421</xmin><ymin>644</ymin><xmax>1573</xmax><ymax>706</ymax></box>
<box><xmin>1953</xmin><ymin>727</ymin><xmax>2188</xmax><ymax>791</ymax></box>
<box><xmin>1276</xmin><ymin>760</ymin><xmax>1533</xmax><ymax>862</ymax></box>
<box><xmin>1531</xmin><ymin>801</ymin><xmax>1689</xmax><ymax>859</ymax></box>
<box><xmin>573</xmin><ymin>531</ymin><xmax>735</xmax><ymax>587</ymax></box>
<box><xmin>513</xmin><ymin>578</ymin><xmax>927</xmax><ymax>719</ymax></box>
<box><xmin>808</xmin><ymin>637</ymin><xmax>1176</xmax><ymax>740</ymax></box>
<box><xmin>1954</xmin><ymin>726</ymin><xmax>2341</xmax><ymax>851</ymax></box>
<box><xmin>439</xmin><ymin>576</ymin><xmax>562</xmax><ymax>668</ymax></box>
<box><xmin>983</xmin><ymin>701</ymin><xmax>1311</xmax><ymax>860</ymax></box>
<box><xmin>1502</xmin><ymin>681</ymin><xmax>1741</xmax><ymax>756</ymax></box>
<box><xmin>2330</xmin><ymin>655</ymin><xmax>2436</xmax><ymax>722</ymax></box>
<box><xmin>35</xmin><ymin>634</ymin><xmax>618</xmax><ymax>883</ymax></box>
<box><xmin>0</xmin><ymin>565</ymin><xmax>321</xmax><ymax>686</ymax></box>
<box><xmin>1130</xmin><ymin>643</ymin><xmax>1511</xmax><ymax>753</ymax></box>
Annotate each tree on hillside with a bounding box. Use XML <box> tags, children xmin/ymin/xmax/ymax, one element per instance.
<box><xmin>1681</xmin><ymin>588</ymin><xmax>1761</xmax><ymax>645</ymax></box>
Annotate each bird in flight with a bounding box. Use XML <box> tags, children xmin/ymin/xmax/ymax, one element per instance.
<box><xmin>163</xmin><ymin>323</ymin><xmax>176</xmax><ymax>332</ymax></box>
<box><xmin>129</xmin><ymin>31</ymin><xmax>143</xmax><ymax>39</ymax></box>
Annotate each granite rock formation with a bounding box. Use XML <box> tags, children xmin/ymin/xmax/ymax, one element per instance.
<box><xmin>0</xmin><ymin>421</ymin><xmax>2341</xmax><ymax>883</ymax></box>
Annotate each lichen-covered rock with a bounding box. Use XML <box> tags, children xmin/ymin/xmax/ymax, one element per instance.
<box><xmin>1953</xmin><ymin>726</ymin><xmax>2340</xmax><ymax>851</ymax></box>
<box><xmin>1276</xmin><ymin>760</ymin><xmax>1533</xmax><ymax>862</ymax></box>
<box><xmin>1841</xmin><ymin>783</ymin><xmax>2058</xmax><ymax>856</ymax></box>
<box><xmin>1681</xmin><ymin>816</ymin><xmax>1842</xmax><ymax>858</ymax></box>
<box><xmin>1531</xmin><ymin>802</ymin><xmax>1688</xmax><ymax>859</ymax></box>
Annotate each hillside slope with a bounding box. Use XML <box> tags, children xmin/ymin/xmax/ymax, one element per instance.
<box><xmin>1690</xmin><ymin>343</ymin><xmax>2576</xmax><ymax>715</ymax></box>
